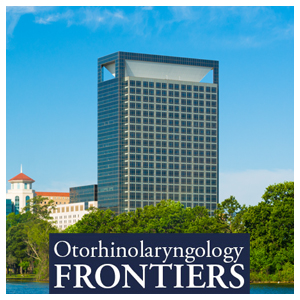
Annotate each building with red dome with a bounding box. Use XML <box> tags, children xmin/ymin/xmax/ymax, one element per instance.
<box><xmin>6</xmin><ymin>166</ymin><xmax>70</xmax><ymax>215</ymax></box>
<box><xmin>6</xmin><ymin>166</ymin><xmax>97</xmax><ymax>230</ymax></box>
<box><xmin>6</xmin><ymin>165</ymin><xmax>35</xmax><ymax>214</ymax></box>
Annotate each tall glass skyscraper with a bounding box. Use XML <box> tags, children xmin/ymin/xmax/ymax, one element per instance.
<box><xmin>97</xmin><ymin>52</ymin><xmax>219</xmax><ymax>214</ymax></box>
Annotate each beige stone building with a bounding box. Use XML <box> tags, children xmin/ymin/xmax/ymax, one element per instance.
<box><xmin>35</xmin><ymin>191</ymin><xmax>70</xmax><ymax>205</ymax></box>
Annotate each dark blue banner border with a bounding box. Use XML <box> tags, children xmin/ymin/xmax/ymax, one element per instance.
<box><xmin>49</xmin><ymin>233</ymin><xmax>250</xmax><ymax>294</ymax></box>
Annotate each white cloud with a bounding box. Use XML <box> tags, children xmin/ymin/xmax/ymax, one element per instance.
<box><xmin>35</xmin><ymin>10</ymin><xmax>74</xmax><ymax>25</ymax></box>
<box><xmin>6</xmin><ymin>6</ymin><xmax>36</xmax><ymax>14</ymax></box>
<box><xmin>219</xmin><ymin>169</ymin><xmax>294</xmax><ymax>207</ymax></box>
<box><xmin>110</xmin><ymin>11</ymin><xmax>125</xmax><ymax>20</ymax></box>
<box><xmin>61</xmin><ymin>7</ymin><xmax>128</xmax><ymax>30</ymax></box>
<box><xmin>77</xmin><ymin>7</ymin><xmax>105</xmax><ymax>28</ymax></box>
<box><xmin>6</xmin><ymin>6</ymin><xmax>53</xmax><ymax>37</ymax></box>
<box><xmin>6</xmin><ymin>6</ymin><xmax>293</xmax><ymax>50</ymax></box>
<box><xmin>6</xmin><ymin>6</ymin><xmax>130</xmax><ymax>40</ymax></box>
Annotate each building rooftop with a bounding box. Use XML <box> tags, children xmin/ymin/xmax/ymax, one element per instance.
<box><xmin>8</xmin><ymin>173</ymin><xmax>35</xmax><ymax>182</ymax></box>
<box><xmin>98</xmin><ymin>51</ymin><xmax>219</xmax><ymax>85</ymax></box>
<box><xmin>35</xmin><ymin>192</ymin><xmax>70</xmax><ymax>197</ymax></box>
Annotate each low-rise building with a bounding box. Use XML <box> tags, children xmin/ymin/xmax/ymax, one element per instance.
<box><xmin>6</xmin><ymin>167</ymin><xmax>98</xmax><ymax>230</ymax></box>
<box><xmin>35</xmin><ymin>191</ymin><xmax>70</xmax><ymax>205</ymax></box>
<box><xmin>50</xmin><ymin>201</ymin><xmax>98</xmax><ymax>230</ymax></box>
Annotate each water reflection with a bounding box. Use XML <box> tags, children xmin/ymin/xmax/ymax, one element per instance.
<box><xmin>6</xmin><ymin>280</ymin><xmax>294</xmax><ymax>294</ymax></box>
<box><xmin>6</xmin><ymin>280</ymin><xmax>49</xmax><ymax>294</ymax></box>
<box><xmin>250</xmin><ymin>283</ymin><xmax>294</xmax><ymax>294</ymax></box>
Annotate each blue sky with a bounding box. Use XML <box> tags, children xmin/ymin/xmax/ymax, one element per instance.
<box><xmin>5</xmin><ymin>6</ymin><xmax>294</xmax><ymax>206</ymax></box>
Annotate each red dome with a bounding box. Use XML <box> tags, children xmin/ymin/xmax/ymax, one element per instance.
<box><xmin>8</xmin><ymin>173</ymin><xmax>35</xmax><ymax>182</ymax></box>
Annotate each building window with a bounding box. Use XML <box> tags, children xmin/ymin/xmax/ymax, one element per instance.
<box><xmin>15</xmin><ymin>196</ymin><xmax>19</xmax><ymax>214</ymax></box>
<box><xmin>25</xmin><ymin>196</ymin><xmax>30</xmax><ymax>210</ymax></box>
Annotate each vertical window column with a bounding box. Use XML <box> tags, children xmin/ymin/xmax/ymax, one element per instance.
<box><xmin>15</xmin><ymin>196</ymin><xmax>19</xmax><ymax>214</ymax></box>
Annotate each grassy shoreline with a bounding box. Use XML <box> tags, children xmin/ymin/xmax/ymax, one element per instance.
<box><xmin>6</xmin><ymin>277</ymin><xmax>49</xmax><ymax>282</ymax></box>
<box><xmin>6</xmin><ymin>274</ymin><xmax>36</xmax><ymax>278</ymax></box>
<box><xmin>6</xmin><ymin>274</ymin><xmax>48</xmax><ymax>282</ymax></box>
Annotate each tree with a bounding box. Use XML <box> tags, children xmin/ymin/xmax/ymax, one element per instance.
<box><xmin>214</xmin><ymin>196</ymin><xmax>247</xmax><ymax>233</ymax></box>
<box><xmin>6</xmin><ymin>196</ymin><xmax>59</xmax><ymax>279</ymax></box>
<box><xmin>261</xmin><ymin>181</ymin><xmax>294</xmax><ymax>204</ymax></box>
<box><xmin>64</xmin><ymin>200</ymin><xmax>220</xmax><ymax>234</ymax></box>
<box><xmin>64</xmin><ymin>208</ymin><xmax>115</xmax><ymax>233</ymax></box>
<box><xmin>19</xmin><ymin>261</ymin><xmax>30</xmax><ymax>274</ymax></box>
<box><xmin>243</xmin><ymin>181</ymin><xmax>294</xmax><ymax>276</ymax></box>
<box><xmin>22</xmin><ymin>196</ymin><xmax>57</xmax><ymax>223</ymax></box>
<box><xmin>21</xmin><ymin>197</ymin><xmax>59</xmax><ymax>279</ymax></box>
<box><xmin>6</xmin><ymin>255</ymin><xmax>17</xmax><ymax>274</ymax></box>
<box><xmin>125</xmin><ymin>200</ymin><xmax>189</xmax><ymax>233</ymax></box>
<box><xmin>6</xmin><ymin>212</ymin><xmax>31</xmax><ymax>275</ymax></box>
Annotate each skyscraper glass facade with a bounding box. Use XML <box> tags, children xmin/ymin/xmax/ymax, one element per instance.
<box><xmin>98</xmin><ymin>52</ymin><xmax>219</xmax><ymax>214</ymax></box>
<box><xmin>69</xmin><ymin>185</ymin><xmax>98</xmax><ymax>209</ymax></box>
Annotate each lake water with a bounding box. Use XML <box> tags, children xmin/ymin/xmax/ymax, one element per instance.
<box><xmin>6</xmin><ymin>281</ymin><xmax>294</xmax><ymax>294</ymax></box>
<box><xmin>250</xmin><ymin>283</ymin><xmax>294</xmax><ymax>294</ymax></box>
<box><xmin>6</xmin><ymin>280</ymin><xmax>49</xmax><ymax>294</ymax></box>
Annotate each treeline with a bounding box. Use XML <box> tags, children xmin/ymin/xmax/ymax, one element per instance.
<box><xmin>6</xmin><ymin>182</ymin><xmax>294</xmax><ymax>281</ymax></box>
<box><xmin>6</xmin><ymin>199</ymin><xmax>58</xmax><ymax>279</ymax></box>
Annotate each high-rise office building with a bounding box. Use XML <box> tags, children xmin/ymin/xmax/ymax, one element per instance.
<box><xmin>97</xmin><ymin>52</ymin><xmax>219</xmax><ymax>214</ymax></box>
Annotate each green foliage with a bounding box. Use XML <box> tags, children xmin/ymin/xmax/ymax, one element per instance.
<box><xmin>118</xmin><ymin>200</ymin><xmax>189</xmax><ymax>233</ymax></box>
<box><xmin>243</xmin><ymin>181</ymin><xmax>294</xmax><ymax>278</ymax></box>
<box><xmin>250</xmin><ymin>262</ymin><xmax>294</xmax><ymax>282</ymax></box>
<box><xmin>6</xmin><ymin>211</ymin><xmax>31</xmax><ymax>230</ymax></box>
<box><xmin>280</xmin><ymin>262</ymin><xmax>294</xmax><ymax>282</ymax></box>
<box><xmin>6</xmin><ymin>212</ymin><xmax>31</xmax><ymax>274</ymax></box>
<box><xmin>64</xmin><ymin>200</ymin><xmax>223</xmax><ymax>234</ymax></box>
<box><xmin>6</xmin><ymin>254</ymin><xmax>17</xmax><ymax>274</ymax></box>
<box><xmin>64</xmin><ymin>208</ymin><xmax>115</xmax><ymax>233</ymax></box>
<box><xmin>261</xmin><ymin>181</ymin><xmax>294</xmax><ymax>204</ymax></box>
<box><xmin>6</xmin><ymin>182</ymin><xmax>294</xmax><ymax>282</ymax></box>
<box><xmin>6</xmin><ymin>196</ymin><xmax>59</xmax><ymax>279</ymax></box>
<box><xmin>214</xmin><ymin>196</ymin><xmax>247</xmax><ymax>233</ymax></box>
<box><xmin>19</xmin><ymin>261</ymin><xmax>30</xmax><ymax>273</ymax></box>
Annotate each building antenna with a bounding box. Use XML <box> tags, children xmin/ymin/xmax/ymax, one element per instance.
<box><xmin>20</xmin><ymin>164</ymin><xmax>22</xmax><ymax>173</ymax></box>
